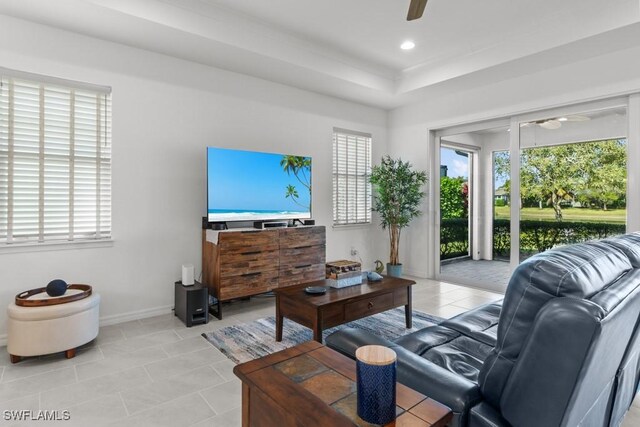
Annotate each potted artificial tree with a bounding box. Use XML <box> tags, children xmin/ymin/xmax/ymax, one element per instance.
<box><xmin>370</xmin><ymin>156</ymin><xmax>428</xmax><ymax>277</ymax></box>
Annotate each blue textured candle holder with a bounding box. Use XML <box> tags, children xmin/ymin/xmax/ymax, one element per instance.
<box><xmin>356</xmin><ymin>346</ymin><xmax>397</xmax><ymax>424</ymax></box>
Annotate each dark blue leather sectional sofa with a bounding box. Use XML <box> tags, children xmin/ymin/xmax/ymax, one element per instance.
<box><xmin>327</xmin><ymin>233</ymin><xmax>640</xmax><ymax>426</ymax></box>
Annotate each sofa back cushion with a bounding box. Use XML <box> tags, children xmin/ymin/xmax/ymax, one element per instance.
<box><xmin>604</xmin><ymin>232</ymin><xmax>640</xmax><ymax>267</ymax></box>
<box><xmin>478</xmin><ymin>239</ymin><xmax>632</xmax><ymax>409</ymax></box>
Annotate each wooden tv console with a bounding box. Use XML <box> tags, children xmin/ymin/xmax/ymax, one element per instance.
<box><xmin>202</xmin><ymin>225</ymin><xmax>326</xmax><ymax>319</ymax></box>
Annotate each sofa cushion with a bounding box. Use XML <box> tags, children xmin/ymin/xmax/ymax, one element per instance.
<box><xmin>478</xmin><ymin>240</ymin><xmax>632</xmax><ymax>409</ymax></box>
<box><xmin>394</xmin><ymin>325</ymin><xmax>460</xmax><ymax>354</ymax></box>
<box><xmin>393</xmin><ymin>302</ymin><xmax>501</xmax><ymax>383</ymax></box>
<box><xmin>395</xmin><ymin>327</ymin><xmax>491</xmax><ymax>383</ymax></box>
<box><xmin>603</xmin><ymin>232</ymin><xmax>640</xmax><ymax>268</ymax></box>
<box><xmin>419</xmin><ymin>334</ymin><xmax>493</xmax><ymax>382</ymax></box>
<box><xmin>441</xmin><ymin>301</ymin><xmax>502</xmax><ymax>347</ymax></box>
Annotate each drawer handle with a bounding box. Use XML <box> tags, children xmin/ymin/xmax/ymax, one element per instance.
<box><xmin>293</xmin><ymin>245</ymin><xmax>313</xmax><ymax>250</ymax></box>
<box><xmin>241</xmin><ymin>272</ymin><xmax>262</xmax><ymax>277</ymax></box>
<box><xmin>241</xmin><ymin>251</ymin><xmax>261</xmax><ymax>255</ymax></box>
<box><xmin>294</xmin><ymin>264</ymin><xmax>312</xmax><ymax>269</ymax></box>
<box><xmin>368</xmin><ymin>302</ymin><xmax>374</xmax><ymax>309</ymax></box>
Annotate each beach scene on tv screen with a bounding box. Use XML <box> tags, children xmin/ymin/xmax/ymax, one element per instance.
<box><xmin>207</xmin><ymin>147</ymin><xmax>311</xmax><ymax>221</ymax></box>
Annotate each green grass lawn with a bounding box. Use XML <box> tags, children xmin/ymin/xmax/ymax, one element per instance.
<box><xmin>494</xmin><ymin>206</ymin><xmax>626</xmax><ymax>223</ymax></box>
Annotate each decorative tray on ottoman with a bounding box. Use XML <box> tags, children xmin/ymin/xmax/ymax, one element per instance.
<box><xmin>326</xmin><ymin>260</ymin><xmax>362</xmax><ymax>289</ymax></box>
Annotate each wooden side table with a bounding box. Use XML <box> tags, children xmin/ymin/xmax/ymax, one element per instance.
<box><xmin>233</xmin><ymin>341</ymin><xmax>452</xmax><ymax>427</ymax></box>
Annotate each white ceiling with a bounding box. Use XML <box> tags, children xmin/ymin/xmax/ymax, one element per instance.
<box><xmin>1</xmin><ymin>0</ymin><xmax>640</xmax><ymax>109</ymax></box>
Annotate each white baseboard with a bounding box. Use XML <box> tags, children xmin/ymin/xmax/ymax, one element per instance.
<box><xmin>0</xmin><ymin>305</ymin><xmax>174</xmax><ymax>347</ymax></box>
<box><xmin>403</xmin><ymin>268</ymin><xmax>428</xmax><ymax>278</ymax></box>
<box><xmin>99</xmin><ymin>305</ymin><xmax>174</xmax><ymax>327</ymax></box>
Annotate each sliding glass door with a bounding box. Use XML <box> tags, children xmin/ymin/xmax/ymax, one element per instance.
<box><xmin>517</xmin><ymin>106</ymin><xmax>627</xmax><ymax>261</ymax></box>
<box><xmin>433</xmin><ymin>97</ymin><xmax>634</xmax><ymax>292</ymax></box>
<box><xmin>436</xmin><ymin>125</ymin><xmax>511</xmax><ymax>290</ymax></box>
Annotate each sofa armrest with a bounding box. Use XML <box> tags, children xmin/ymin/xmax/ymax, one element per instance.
<box><xmin>392</xmin><ymin>345</ymin><xmax>482</xmax><ymax>414</ymax></box>
<box><xmin>326</xmin><ymin>327</ymin><xmax>396</xmax><ymax>358</ymax></box>
<box><xmin>326</xmin><ymin>328</ymin><xmax>482</xmax><ymax>426</ymax></box>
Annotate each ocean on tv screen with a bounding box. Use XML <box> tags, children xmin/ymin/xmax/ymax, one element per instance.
<box><xmin>207</xmin><ymin>209</ymin><xmax>310</xmax><ymax>221</ymax></box>
<box><xmin>207</xmin><ymin>147</ymin><xmax>312</xmax><ymax>221</ymax></box>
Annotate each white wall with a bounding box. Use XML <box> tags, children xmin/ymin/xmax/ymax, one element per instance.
<box><xmin>389</xmin><ymin>42</ymin><xmax>640</xmax><ymax>279</ymax></box>
<box><xmin>0</xmin><ymin>15</ymin><xmax>388</xmax><ymax>342</ymax></box>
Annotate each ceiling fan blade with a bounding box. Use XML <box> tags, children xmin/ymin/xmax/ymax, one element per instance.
<box><xmin>539</xmin><ymin>120</ymin><xmax>562</xmax><ymax>130</ymax></box>
<box><xmin>407</xmin><ymin>0</ymin><xmax>428</xmax><ymax>21</ymax></box>
<box><xmin>564</xmin><ymin>115</ymin><xmax>590</xmax><ymax>122</ymax></box>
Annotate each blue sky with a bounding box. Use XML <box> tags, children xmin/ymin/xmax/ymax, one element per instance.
<box><xmin>441</xmin><ymin>147</ymin><xmax>469</xmax><ymax>179</ymax></box>
<box><xmin>441</xmin><ymin>148</ymin><xmax>508</xmax><ymax>189</ymax></box>
<box><xmin>207</xmin><ymin>147</ymin><xmax>311</xmax><ymax>211</ymax></box>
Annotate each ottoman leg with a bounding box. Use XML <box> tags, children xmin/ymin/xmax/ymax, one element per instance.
<box><xmin>65</xmin><ymin>348</ymin><xmax>76</xmax><ymax>359</ymax></box>
<box><xmin>10</xmin><ymin>354</ymin><xmax>21</xmax><ymax>364</ymax></box>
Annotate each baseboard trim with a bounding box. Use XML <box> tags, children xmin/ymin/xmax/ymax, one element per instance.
<box><xmin>403</xmin><ymin>268</ymin><xmax>428</xmax><ymax>278</ymax></box>
<box><xmin>99</xmin><ymin>305</ymin><xmax>174</xmax><ymax>327</ymax></box>
<box><xmin>0</xmin><ymin>305</ymin><xmax>174</xmax><ymax>347</ymax></box>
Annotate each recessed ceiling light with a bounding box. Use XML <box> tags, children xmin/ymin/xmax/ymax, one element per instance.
<box><xmin>558</xmin><ymin>117</ymin><xmax>568</xmax><ymax>122</ymax></box>
<box><xmin>400</xmin><ymin>40</ymin><xmax>415</xmax><ymax>50</ymax></box>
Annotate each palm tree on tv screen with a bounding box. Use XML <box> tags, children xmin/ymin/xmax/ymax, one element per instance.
<box><xmin>281</xmin><ymin>155</ymin><xmax>311</xmax><ymax>210</ymax></box>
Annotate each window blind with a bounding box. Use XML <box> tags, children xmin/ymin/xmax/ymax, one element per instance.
<box><xmin>333</xmin><ymin>128</ymin><xmax>372</xmax><ymax>225</ymax></box>
<box><xmin>0</xmin><ymin>73</ymin><xmax>111</xmax><ymax>245</ymax></box>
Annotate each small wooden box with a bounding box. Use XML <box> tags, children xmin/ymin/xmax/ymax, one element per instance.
<box><xmin>326</xmin><ymin>260</ymin><xmax>362</xmax><ymax>288</ymax></box>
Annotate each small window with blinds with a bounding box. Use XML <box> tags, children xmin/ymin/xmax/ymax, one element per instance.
<box><xmin>333</xmin><ymin>128</ymin><xmax>372</xmax><ymax>225</ymax></box>
<box><xmin>0</xmin><ymin>70</ymin><xmax>111</xmax><ymax>246</ymax></box>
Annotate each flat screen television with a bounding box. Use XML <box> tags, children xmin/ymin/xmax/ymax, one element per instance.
<box><xmin>207</xmin><ymin>147</ymin><xmax>312</xmax><ymax>223</ymax></box>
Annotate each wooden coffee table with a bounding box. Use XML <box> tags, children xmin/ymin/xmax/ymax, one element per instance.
<box><xmin>233</xmin><ymin>341</ymin><xmax>452</xmax><ymax>427</ymax></box>
<box><xmin>274</xmin><ymin>276</ymin><xmax>416</xmax><ymax>343</ymax></box>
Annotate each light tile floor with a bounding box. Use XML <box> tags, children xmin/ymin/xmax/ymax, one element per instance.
<box><xmin>440</xmin><ymin>259</ymin><xmax>511</xmax><ymax>289</ymax></box>
<box><xmin>0</xmin><ymin>279</ymin><xmax>637</xmax><ymax>426</ymax></box>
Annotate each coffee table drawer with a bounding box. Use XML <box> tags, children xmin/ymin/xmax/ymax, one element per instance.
<box><xmin>344</xmin><ymin>292</ymin><xmax>394</xmax><ymax>322</ymax></box>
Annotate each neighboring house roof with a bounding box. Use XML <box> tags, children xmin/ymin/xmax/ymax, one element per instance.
<box><xmin>495</xmin><ymin>187</ymin><xmax>509</xmax><ymax>196</ymax></box>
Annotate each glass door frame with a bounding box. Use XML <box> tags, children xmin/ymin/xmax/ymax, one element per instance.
<box><xmin>429</xmin><ymin>94</ymin><xmax>640</xmax><ymax>289</ymax></box>
<box><xmin>432</xmin><ymin>119</ymin><xmax>509</xmax><ymax>290</ymax></box>
<box><xmin>439</xmin><ymin>142</ymin><xmax>477</xmax><ymax>261</ymax></box>
<box><xmin>508</xmin><ymin>97</ymin><xmax>633</xmax><ymax>273</ymax></box>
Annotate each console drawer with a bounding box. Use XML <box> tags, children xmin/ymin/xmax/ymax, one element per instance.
<box><xmin>344</xmin><ymin>292</ymin><xmax>394</xmax><ymax>322</ymax></box>
<box><xmin>219</xmin><ymin>250</ymin><xmax>280</xmax><ymax>278</ymax></box>
<box><xmin>218</xmin><ymin>230</ymin><xmax>279</xmax><ymax>252</ymax></box>
<box><xmin>279</xmin><ymin>263</ymin><xmax>325</xmax><ymax>287</ymax></box>
<box><xmin>279</xmin><ymin>226</ymin><xmax>325</xmax><ymax>249</ymax></box>
<box><xmin>279</xmin><ymin>245</ymin><xmax>325</xmax><ymax>270</ymax></box>
<box><xmin>219</xmin><ymin>269</ymin><xmax>279</xmax><ymax>300</ymax></box>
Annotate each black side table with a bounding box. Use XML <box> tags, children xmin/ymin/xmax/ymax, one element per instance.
<box><xmin>174</xmin><ymin>281</ymin><xmax>209</xmax><ymax>327</ymax></box>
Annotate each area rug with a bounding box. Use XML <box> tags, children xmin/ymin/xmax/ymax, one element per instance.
<box><xmin>202</xmin><ymin>308</ymin><xmax>444</xmax><ymax>364</ymax></box>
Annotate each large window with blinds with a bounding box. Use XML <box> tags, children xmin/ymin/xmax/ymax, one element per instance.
<box><xmin>0</xmin><ymin>70</ymin><xmax>111</xmax><ymax>246</ymax></box>
<box><xmin>332</xmin><ymin>128</ymin><xmax>372</xmax><ymax>225</ymax></box>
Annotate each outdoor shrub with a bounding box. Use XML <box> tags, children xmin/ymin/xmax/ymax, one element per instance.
<box><xmin>494</xmin><ymin>199</ymin><xmax>506</xmax><ymax>207</ymax></box>
<box><xmin>493</xmin><ymin>219</ymin><xmax>510</xmax><ymax>257</ymax></box>
<box><xmin>490</xmin><ymin>220</ymin><xmax>625</xmax><ymax>257</ymax></box>
<box><xmin>441</xmin><ymin>218</ymin><xmax>469</xmax><ymax>259</ymax></box>
<box><xmin>444</xmin><ymin>218</ymin><xmax>625</xmax><ymax>259</ymax></box>
<box><xmin>440</xmin><ymin>177</ymin><xmax>466</xmax><ymax>219</ymax></box>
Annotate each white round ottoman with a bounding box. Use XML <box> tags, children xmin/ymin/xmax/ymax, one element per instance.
<box><xmin>7</xmin><ymin>292</ymin><xmax>100</xmax><ymax>363</ymax></box>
